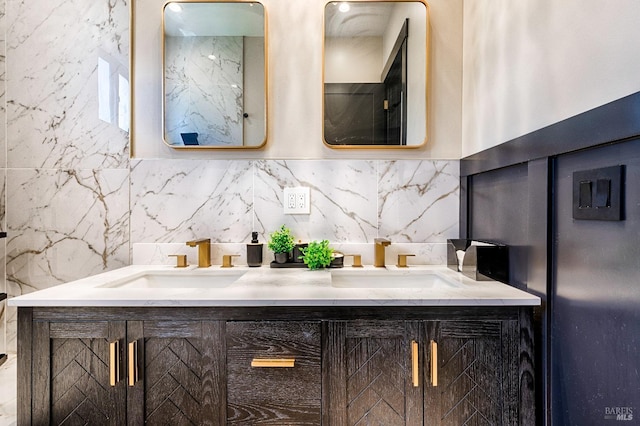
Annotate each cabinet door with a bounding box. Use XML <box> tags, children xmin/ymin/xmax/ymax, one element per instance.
<box><xmin>424</xmin><ymin>320</ymin><xmax>519</xmax><ymax>426</ymax></box>
<box><xmin>325</xmin><ymin>320</ymin><xmax>423</xmax><ymax>426</ymax></box>
<box><xmin>226</xmin><ymin>321</ymin><xmax>322</xmax><ymax>425</ymax></box>
<box><xmin>126</xmin><ymin>320</ymin><xmax>225</xmax><ymax>426</ymax></box>
<box><xmin>32</xmin><ymin>320</ymin><xmax>127</xmax><ymax>425</ymax></box>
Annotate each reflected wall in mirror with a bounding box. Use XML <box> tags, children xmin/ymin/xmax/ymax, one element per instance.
<box><xmin>324</xmin><ymin>1</ymin><xmax>429</xmax><ymax>147</ymax></box>
<box><xmin>163</xmin><ymin>1</ymin><xmax>267</xmax><ymax>149</ymax></box>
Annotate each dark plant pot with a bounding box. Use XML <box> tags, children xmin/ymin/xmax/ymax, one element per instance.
<box><xmin>330</xmin><ymin>252</ymin><xmax>344</xmax><ymax>268</ymax></box>
<box><xmin>274</xmin><ymin>252</ymin><xmax>289</xmax><ymax>264</ymax></box>
<box><xmin>292</xmin><ymin>243</ymin><xmax>308</xmax><ymax>263</ymax></box>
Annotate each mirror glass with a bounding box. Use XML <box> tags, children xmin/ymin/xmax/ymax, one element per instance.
<box><xmin>324</xmin><ymin>1</ymin><xmax>428</xmax><ymax>147</ymax></box>
<box><xmin>163</xmin><ymin>2</ymin><xmax>266</xmax><ymax>148</ymax></box>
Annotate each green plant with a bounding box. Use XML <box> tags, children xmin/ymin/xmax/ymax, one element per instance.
<box><xmin>300</xmin><ymin>240</ymin><xmax>334</xmax><ymax>270</ymax></box>
<box><xmin>267</xmin><ymin>225</ymin><xmax>295</xmax><ymax>254</ymax></box>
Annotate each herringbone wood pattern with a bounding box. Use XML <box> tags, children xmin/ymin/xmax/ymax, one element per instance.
<box><xmin>346</xmin><ymin>337</ymin><xmax>407</xmax><ymax>426</ymax></box>
<box><xmin>50</xmin><ymin>338</ymin><xmax>117</xmax><ymax>425</ymax></box>
<box><xmin>438</xmin><ymin>338</ymin><xmax>502</xmax><ymax>425</ymax></box>
<box><xmin>144</xmin><ymin>337</ymin><xmax>204</xmax><ymax>425</ymax></box>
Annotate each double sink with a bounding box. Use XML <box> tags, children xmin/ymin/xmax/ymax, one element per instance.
<box><xmin>99</xmin><ymin>267</ymin><xmax>464</xmax><ymax>290</ymax></box>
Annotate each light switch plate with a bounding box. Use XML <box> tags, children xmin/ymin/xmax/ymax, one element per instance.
<box><xmin>283</xmin><ymin>187</ymin><xmax>310</xmax><ymax>214</ymax></box>
<box><xmin>572</xmin><ymin>165</ymin><xmax>624</xmax><ymax>221</ymax></box>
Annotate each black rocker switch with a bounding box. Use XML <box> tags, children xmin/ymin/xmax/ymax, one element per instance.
<box><xmin>579</xmin><ymin>181</ymin><xmax>592</xmax><ymax>208</ymax></box>
<box><xmin>595</xmin><ymin>179</ymin><xmax>611</xmax><ymax>208</ymax></box>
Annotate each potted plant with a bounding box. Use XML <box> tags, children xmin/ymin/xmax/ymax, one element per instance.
<box><xmin>300</xmin><ymin>240</ymin><xmax>334</xmax><ymax>270</ymax></box>
<box><xmin>267</xmin><ymin>225</ymin><xmax>296</xmax><ymax>263</ymax></box>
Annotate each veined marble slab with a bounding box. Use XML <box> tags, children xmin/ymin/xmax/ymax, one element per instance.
<box><xmin>9</xmin><ymin>265</ymin><xmax>540</xmax><ymax>307</ymax></box>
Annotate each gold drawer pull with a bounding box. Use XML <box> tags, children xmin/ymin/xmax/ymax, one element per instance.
<box><xmin>251</xmin><ymin>358</ymin><xmax>296</xmax><ymax>368</ymax></box>
<box><xmin>411</xmin><ymin>340</ymin><xmax>419</xmax><ymax>387</ymax></box>
<box><xmin>128</xmin><ymin>341</ymin><xmax>138</xmax><ymax>387</ymax></box>
<box><xmin>109</xmin><ymin>340</ymin><xmax>120</xmax><ymax>387</ymax></box>
<box><xmin>430</xmin><ymin>340</ymin><xmax>438</xmax><ymax>386</ymax></box>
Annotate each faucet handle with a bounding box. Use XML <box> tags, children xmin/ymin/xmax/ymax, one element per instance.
<box><xmin>397</xmin><ymin>254</ymin><xmax>415</xmax><ymax>268</ymax></box>
<box><xmin>222</xmin><ymin>254</ymin><xmax>240</xmax><ymax>268</ymax></box>
<box><xmin>169</xmin><ymin>254</ymin><xmax>188</xmax><ymax>268</ymax></box>
<box><xmin>344</xmin><ymin>254</ymin><xmax>363</xmax><ymax>268</ymax></box>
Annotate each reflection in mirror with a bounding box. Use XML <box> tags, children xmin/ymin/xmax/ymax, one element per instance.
<box><xmin>163</xmin><ymin>2</ymin><xmax>267</xmax><ymax>148</ymax></box>
<box><xmin>324</xmin><ymin>1</ymin><xmax>428</xmax><ymax>147</ymax></box>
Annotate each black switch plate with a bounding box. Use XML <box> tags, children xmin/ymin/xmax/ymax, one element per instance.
<box><xmin>572</xmin><ymin>165</ymin><xmax>624</xmax><ymax>221</ymax></box>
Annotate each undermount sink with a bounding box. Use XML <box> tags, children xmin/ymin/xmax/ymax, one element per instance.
<box><xmin>330</xmin><ymin>269</ymin><xmax>462</xmax><ymax>289</ymax></box>
<box><xmin>99</xmin><ymin>269</ymin><xmax>246</xmax><ymax>289</ymax></box>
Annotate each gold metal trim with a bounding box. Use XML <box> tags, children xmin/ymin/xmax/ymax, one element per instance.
<box><xmin>251</xmin><ymin>358</ymin><xmax>296</xmax><ymax>368</ymax></box>
<box><xmin>169</xmin><ymin>254</ymin><xmax>188</xmax><ymax>268</ymax></box>
<box><xmin>430</xmin><ymin>340</ymin><xmax>438</xmax><ymax>386</ymax></box>
<box><xmin>109</xmin><ymin>340</ymin><xmax>120</xmax><ymax>387</ymax></box>
<box><xmin>128</xmin><ymin>341</ymin><xmax>139</xmax><ymax>387</ymax></box>
<box><xmin>222</xmin><ymin>254</ymin><xmax>240</xmax><ymax>268</ymax></box>
<box><xmin>322</xmin><ymin>0</ymin><xmax>431</xmax><ymax>150</ymax></box>
<box><xmin>186</xmin><ymin>238</ymin><xmax>212</xmax><ymax>268</ymax></box>
<box><xmin>159</xmin><ymin>0</ymin><xmax>269</xmax><ymax>151</ymax></box>
<box><xmin>397</xmin><ymin>253</ymin><xmax>415</xmax><ymax>268</ymax></box>
<box><xmin>411</xmin><ymin>340</ymin><xmax>419</xmax><ymax>387</ymax></box>
<box><xmin>344</xmin><ymin>254</ymin><xmax>363</xmax><ymax>267</ymax></box>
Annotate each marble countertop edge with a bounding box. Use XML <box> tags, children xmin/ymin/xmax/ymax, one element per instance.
<box><xmin>8</xmin><ymin>264</ymin><xmax>541</xmax><ymax>307</ymax></box>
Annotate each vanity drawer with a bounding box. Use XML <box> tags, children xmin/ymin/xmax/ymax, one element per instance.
<box><xmin>226</xmin><ymin>321</ymin><xmax>322</xmax><ymax>424</ymax></box>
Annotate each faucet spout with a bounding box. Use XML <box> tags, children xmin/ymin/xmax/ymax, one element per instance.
<box><xmin>374</xmin><ymin>238</ymin><xmax>391</xmax><ymax>267</ymax></box>
<box><xmin>186</xmin><ymin>238</ymin><xmax>211</xmax><ymax>268</ymax></box>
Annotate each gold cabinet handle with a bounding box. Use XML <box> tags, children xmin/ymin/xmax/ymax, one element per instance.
<box><xmin>430</xmin><ymin>340</ymin><xmax>438</xmax><ymax>386</ymax></box>
<box><xmin>128</xmin><ymin>341</ymin><xmax>139</xmax><ymax>387</ymax></box>
<box><xmin>109</xmin><ymin>340</ymin><xmax>120</xmax><ymax>387</ymax></box>
<box><xmin>411</xmin><ymin>340</ymin><xmax>419</xmax><ymax>387</ymax></box>
<box><xmin>251</xmin><ymin>358</ymin><xmax>295</xmax><ymax>368</ymax></box>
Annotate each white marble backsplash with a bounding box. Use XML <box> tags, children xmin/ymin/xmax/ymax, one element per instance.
<box><xmin>131</xmin><ymin>159</ymin><xmax>459</xmax><ymax>245</ymax></box>
<box><xmin>133</xmin><ymin>241</ymin><xmax>449</xmax><ymax>267</ymax></box>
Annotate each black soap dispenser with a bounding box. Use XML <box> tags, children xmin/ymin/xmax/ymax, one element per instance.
<box><xmin>247</xmin><ymin>232</ymin><xmax>263</xmax><ymax>267</ymax></box>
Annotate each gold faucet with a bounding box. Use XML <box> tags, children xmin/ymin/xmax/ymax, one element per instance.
<box><xmin>374</xmin><ymin>238</ymin><xmax>391</xmax><ymax>267</ymax></box>
<box><xmin>186</xmin><ymin>238</ymin><xmax>211</xmax><ymax>268</ymax></box>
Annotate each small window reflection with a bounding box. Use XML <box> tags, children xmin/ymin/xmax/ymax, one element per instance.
<box><xmin>98</xmin><ymin>52</ymin><xmax>129</xmax><ymax>132</ymax></box>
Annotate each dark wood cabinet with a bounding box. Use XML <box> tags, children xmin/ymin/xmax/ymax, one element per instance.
<box><xmin>423</xmin><ymin>320</ymin><xmax>521</xmax><ymax>426</ymax></box>
<box><xmin>324</xmin><ymin>320</ymin><xmax>423</xmax><ymax>425</ymax></box>
<box><xmin>18</xmin><ymin>306</ymin><xmax>534</xmax><ymax>425</ymax></box>
<box><xmin>126</xmin><ymin>320</ymin><xmax>225</xmax><ymax>425</ymax></box>
<box><xmin>23</xmin><ymin>313</ymin><xmax>225</xmax><ymax>425</ymax></box>
<box><xmin>226</xmin><ymin>321</ymin><xmax>322</xmax><ymax>424</ymax></box>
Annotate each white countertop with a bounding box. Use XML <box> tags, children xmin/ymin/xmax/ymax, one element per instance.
<box><xmin>8</xmin><ymin>265</ymin><xmax>540</xmax><ymax>307</ymax></box>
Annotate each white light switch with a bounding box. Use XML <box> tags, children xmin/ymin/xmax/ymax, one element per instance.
<box><xmin>283</xmin><ymin>187</ymin><xmax>310</xmax><ymax>214</ymax></box>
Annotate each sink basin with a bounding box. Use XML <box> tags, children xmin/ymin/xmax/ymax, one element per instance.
<box><xmin>330</xmin><ymin>269</ymin><xmax>462</xmax><ymax>289</ymax></box>
<box><xmin>99</xmin><ymin>269</ymin><xmax>246</xmax><ymax>289</ymax></box>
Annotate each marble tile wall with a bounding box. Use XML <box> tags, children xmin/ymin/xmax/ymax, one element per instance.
<box><xmin>130</xmin><ymin>158</ymin><xmax>459</xmax><ymax>263</ymax></box>
<box><xmin>0</xmin><ymin>0</ymin><xmax>6</xmax><ymax>357</ymax></box>
<box><xmin>2</xmin><ymin>0</ymin><xmax>130</xmax><ymax>352</ymax></box>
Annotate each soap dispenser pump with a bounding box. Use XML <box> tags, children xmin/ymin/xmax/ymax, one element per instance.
<box><xmin>247</xmin><ymin>232</ymin><xmax>263</xmax><ymax>267</ymax></box>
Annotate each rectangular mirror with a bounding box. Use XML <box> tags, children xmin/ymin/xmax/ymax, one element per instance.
<box><xmin>323</xmin><ymin>0</ymin><xmax>429</xmax><ymax>148</ymax></box>
<box><xmin>163</xmin><ymin>1</ymin><xmax>267</xmax><ymax>149</ymax></box>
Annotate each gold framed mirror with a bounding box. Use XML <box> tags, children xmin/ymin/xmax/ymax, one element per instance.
<box><xmin>162</xmin><ymin>1</ymin><xmax>267</xmax><ymax>149</ymax></box>
<box><xmin>323</xmin><ymin>0</ymin><xmax>429</xmax><ymax>148</ymax></box>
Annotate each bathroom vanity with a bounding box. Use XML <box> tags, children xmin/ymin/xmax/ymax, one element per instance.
<box><xmin>11</xmin><ymin>266</ymin><xmax>539</xmax><ymax>425</ymax></box>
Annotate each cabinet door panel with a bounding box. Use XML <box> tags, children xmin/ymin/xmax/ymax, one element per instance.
<box><xmin>42</xmin><ymin>321</ymin><xmax>126</xmax><ymax>426</ymax></box>
<box><xmin>127</xmin><ymin>320</ymin><xmax>223</xmax><ymax>426</ymax></box>
<box><xmin>226</xmin><ymin>321</ymin><xmax>322</xmax><ymax>425</ymax></box>
<box><xmin>327</xmin><ymin>320</ymin><xmax>423</xmax><ymax>426</ymax></box>
<box><xmin>425</xmin><ymin>321</ymin><xmax>509</xmax><ymax>426</ymax></box>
